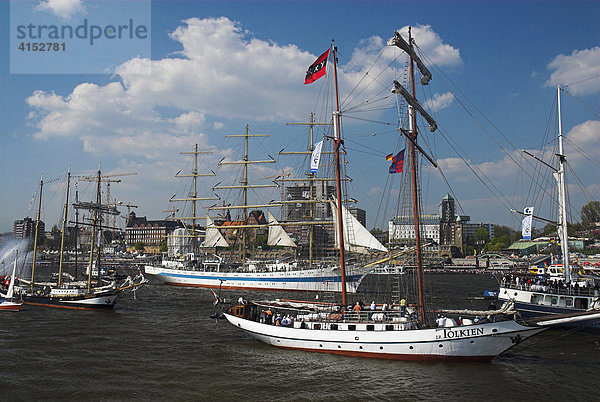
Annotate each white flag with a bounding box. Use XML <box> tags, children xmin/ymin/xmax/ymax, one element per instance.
<box><xmin>310</xmin><ymin>140</ymin><xmax>324</xmax><ymax>174</ymax></box>
<box><xmin>521</xmin><ymin>215</ymin><xmax>532</xmax><ymax>240</ymax></box>
<box><xmin>524</xmin><ymin>206</ymin><xmax>534</xmax><ymax>215</ymax></box>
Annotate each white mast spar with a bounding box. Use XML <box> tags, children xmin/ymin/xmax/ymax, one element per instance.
<box><xmin>555</xmin><ymin>85</ymin><xmax>571</xmax><ymax>281</ymax></box>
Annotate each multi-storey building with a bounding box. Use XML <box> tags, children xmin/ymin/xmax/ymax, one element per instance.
<box><xmin>125</xmin><ymin>212</ymin><xmax>180</xmax><ymax>253</ymax></box>
<box><xmin>13</xmin><ymin>217</ymin><xmax>45</xmax><ymax>240</ymax></box>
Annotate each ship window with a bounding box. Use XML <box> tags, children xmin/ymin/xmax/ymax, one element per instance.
<box><xmin>348</xmin><ymin>325</ymin><xmax>356</xmax><ymax>331</ymax></box>
<box><xmin>575</xmin><ymin>298</ymin><xmax>588</xmax><ymax>309</ymax></box>
<box><xmin>330</xmin><ymin>324</ymin><xmax>338</xmax><ymax>330</ymax></box>
<box><xmin>385</xmin><ymin>324</ymin><xmax>394</xmax><ymax>331</ymax></box>
<box><xmin>565</xmin><ymin>298</ymin><xmax>573</xmax><ymax>307</ymax></box>
<box><xmin>551</xmin><ymin>297</ymin><xmax>558</xmax><ymax>305</ymax></box>
<box><xmin>366</xmin><ymin>325</ymin><xmax>375</xmax><ymax>331</ymax></box>
<box><xmin>313</xmin><ymin>323</ymin><xmax>321</xmax><ymax>330</ymax></box>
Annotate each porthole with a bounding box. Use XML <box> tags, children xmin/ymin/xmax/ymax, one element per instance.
<box><xmin>492</xmin><ymin>328</ymin><xmax>498</xmax><ymax>333</ymax></box>
<box><xmin>359</xmin><ymin>346</ymin><xmax>363</xmax><ymax>350</ymax></box>
<box><xmin>380</xmin><ymin>346</ymin><xmax>383</xmax><ymax>350</ymax></box>
<box><xmin>338</xmin><ymin>345</ymin><xmax>341</xmax><ymax>349</ymax></box>
<box><xmin>355</xmin><ymin>336</ymin><xmax>359</xmax><ymax>341</ymax></box>
<box><xmin>319</xmin><ymin>344</ymin><xmax>323</xmax><ymax>347</ymax></box>
<box><xmin>470</xmin><ymin>340</ymin><xmax>474</xmax><ymax>344</ymax></box>
<box><xmin>439</xmin><ymin>344</ymin><xmax>443</xmax><ymax>348</ymax></box>
<box><xmin>409</xmin><ymin>346</ymin><xmax>414</xmax><ymax>349</ymax></box>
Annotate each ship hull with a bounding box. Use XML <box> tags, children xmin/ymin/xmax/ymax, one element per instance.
<box><xmin>498</xmin><ymin>286</ymin><xmax>600</xmax><ymax>329</ymax></box>
<box><xmin>144</xmin><ymin>265</ymin><xmax>360</xmax><ymax>293</ymax></box>
<box><xmin>22</xmin><ymin>293</ymin><xmax>118</xmax><ymax>310</ymax></box>
<box><xmin>224</xmin><ymin>313</ymin><xmax>546</xmax><ymax>362</ymax></box>
<box><xmin>0</xmin><ymin>301</ymin><xmax>23</xmax><ymax>311</ymax></box>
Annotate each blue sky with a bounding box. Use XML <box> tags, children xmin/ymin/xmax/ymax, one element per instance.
<box><xmin>1</xmin><ymin>0</ymin><xmax>599</xmax><ymax>234</ymax></box>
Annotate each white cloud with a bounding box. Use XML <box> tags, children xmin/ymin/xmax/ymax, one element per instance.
<box><xmin>424</xmin><ymin>92</ymin><xmax>454</xmax><ymax>111</ymax></box>
<box><xmin>546</xmin><ymin>47</ymin><xmax>600</xmax><ymax>95</ymax></box>
<box><xmin>35</xmin><ymin>0</ymin><xmax>85</xmax><ymax>20</ymax></box>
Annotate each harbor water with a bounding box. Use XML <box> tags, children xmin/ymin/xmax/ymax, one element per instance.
<box><xmin>2</xmin><ymin>273</ymin><xmax>599</xmax><ymax>401</ymax></box>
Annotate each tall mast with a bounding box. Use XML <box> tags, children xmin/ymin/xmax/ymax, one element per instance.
<box><xmin>172</xmin><ymin>144</ymin><xmax>218</xmax><ymax>253</ymax></box>
<box><xmin>30</xmin><ymin>173</ymin><xmax>43</xmax><ymax>292</ymax></box>
<box><xmin>58</xmin><ymin>168</ymin><xmax>71</xmax><ymax>287</ymax></box>
<box><xmin>283</xmin><ymin>113</ymin><xmax>333</xmax><ymax>265</ymax></box>
<box><xmin>556</xmin><ymin>85</ymin><xmax>571</xmax><ymax>281</ymax></box>
<box><xmin>331</xmin><ymin>40</ymin><xmax>348</xmax><ymax>307</ymax></box>
<box><xmin>407</xmin><ymin>27</ymin><xmax>426</xmax><ymax>325</ymax></box>
<box><xmin>88</xmin><ymin>165</ymin><xmax>102</xmax><ymax>292</ymax></box>
<box><xmin>216</xmin><ymin>127</ymin><xmax>277</xmax><ymax>263</ymax></box>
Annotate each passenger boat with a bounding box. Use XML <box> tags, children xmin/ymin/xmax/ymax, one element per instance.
<box><xmin>498</xmin><ymin>86</ymin><xmax>600</xmax><ymax>329</ymax></box>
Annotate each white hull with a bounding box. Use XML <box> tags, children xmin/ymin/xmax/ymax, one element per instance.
<box><xmin>224</xmin><ymin>313</ymin><xmax>546</xmax><ymax>361</ymax></box>
<box><xmin>145</xmin><ymin>264</ymin><xmax>360</xmax><ymax>293</ymax></box>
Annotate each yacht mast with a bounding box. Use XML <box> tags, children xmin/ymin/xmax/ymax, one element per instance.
<box><xmin>331</xmin><ymin>40</ymin><xmax>348</xmax><ymax>306</ymax></box>
<box><xmin>555</xmin><ymin>85</ymin><xmax>571</xmax><ymax>281</ymax></box>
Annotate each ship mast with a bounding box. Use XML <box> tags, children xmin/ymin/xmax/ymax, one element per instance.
<box><xmin>331</xmin><ymin>40</ymin><xmax>348</xmax><ymax>307</ymax></box>
<box><xmin>389</xmin><ymin>28</ymin><xmax>438</xmax><ymax>326</ymax></box>
<box><xmin>555</xmin><ymin>85</ymin><xmax>571</xmax><ymax>281</ymax></box>
<box><xmin>215</xmin><ymin>126</ymin><xmax>277</xmax><ymax>264</ymax></box>
<box><xmin>171</xmin><ymin>144</ymin><xmax>218</xmax><ymax>253</ymax></box>
<box><xmin>407</xmin><ymin>28</ymin><xmax>426</xmax><ymax>325</ymax></box>
<box><xmin>57</xmin><ymin>168</ymin><xmax>71</xmax><ymax>287</ymax></box>
<box><xmin>30</xmin><ymin>173</ymin><xmax>43</xmax><ymax>292</ymax></box>
<box><xmin>283</xmin><ymin>113</ymin><xmax>338</xmax><ymax>265</ymax></box>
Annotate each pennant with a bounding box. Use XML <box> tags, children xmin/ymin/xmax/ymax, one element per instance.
<box><xmin>304</xmin><ymin>49</ymin><xmax>330</xmax><ymax>84</ymax></box>
<box><xmin>385</xmin><ymin>153</ymin><xmax>393</xmax><ymax>161</ymax></box>
<box><xmin>310</xmin><ymin>140</ymin><xmax>324</xmax><ymax>173</ymax></box>
<box><xmin>389</xmin><ymin>149</ymin><xmax>405</xmax><ymax>174</ymax></box>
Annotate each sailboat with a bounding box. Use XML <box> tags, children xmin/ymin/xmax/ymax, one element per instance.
<box><xmin>0</xmin><ymin>250</ymin><xmax>23</xmax><ymax>312</ymax></box>
<box><xmin>144</xmin><ymin>134</ymin><xmax>384</xmax><ymax>292</ymax></box>
<box><xmin>498</xmin><ymin>86</ymin><xmax>600</xmax><ymax>329</ymax></box>
<box><xmin>222</xmin><ymin>32</ymin><xmax>600</xmax><ymax>361</ymax></box>
<box><xmin>20</xmin><ymin>167</ymin><xmax>147</xmax><ymax>310</ymax></box>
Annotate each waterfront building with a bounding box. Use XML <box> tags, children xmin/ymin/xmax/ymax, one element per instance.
<box><xmin>13</xmin><ymin>217</ymin><xmax>45</xmax><ymax>240</ymax></box>
<box><xmin>125</xmin><ymin>212</ymin><xmax>180</xmax><ymax>253</ymax></box>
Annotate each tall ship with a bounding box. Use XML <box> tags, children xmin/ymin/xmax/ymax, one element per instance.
<box><xmin>497</xmin><ymin>86</ymin><xmax>600</xmax><ymax>328</ymax></box>
<box><xmin>18</xmin><ymin>167</ymin><xmax>146</xmax><ymax>310</ymax></box>
<box><xmin>144</xmin><ymin>127</ymin><xmax>387</xmax><ymax>292</ymax></box>
<box><xmin>219</xmin><ymin>31</ymin><xmax>600</xmax><ymax>361</ymax></box>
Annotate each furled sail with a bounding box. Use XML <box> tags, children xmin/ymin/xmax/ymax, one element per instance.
<box><xmin>203</xmin><ymin>216</ymin><xmax>229</xmax><ymax>248</ymax></box>
<box><xmin>267</xmin><ymin>211</ymin><xmax>297</xmax><ymax>247</ymax></box>
<box><xmin>330</xmin><ymin>200</ymin><xmax>388</xmax><ymax>254</ymax></box>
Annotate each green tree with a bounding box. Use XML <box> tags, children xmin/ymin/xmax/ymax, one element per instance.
<box><xmin>159</xmin><ymin>240</ymin><xmax>167</xmax><ymax>253</ymax></box>
<box><xmin>581</xmin><ymin>201</ymin><xmax>600</xmax><ymax>227</ymax></box>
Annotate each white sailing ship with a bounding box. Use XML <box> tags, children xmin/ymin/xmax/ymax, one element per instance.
<box><xmin>223</xmin><ymin>31</ymin><xmax>599</xmax><ymax>361</ymax></box>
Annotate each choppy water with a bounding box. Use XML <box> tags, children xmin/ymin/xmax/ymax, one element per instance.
<box><xmin>2</xmin><ymin>273</ymin><xmax>599</xmax><ymax>401</ymax></box>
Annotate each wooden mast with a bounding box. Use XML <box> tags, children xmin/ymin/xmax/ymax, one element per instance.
<box><xmin>407</xmin><ymin>27</ymin><xmax>426</xmax><ymax>326</ymax></box>
<box><xmin>331</xmin><ymin>40</ymin><xmax>348</xmax><ymax>307</ymax></box>
<box><xmin>57</xmin><ymin>168</ymin><xmax>71</xmax><ymax>287</ymax></box>
<box><xmin>30</xmin><ymin>173</ymin><xmax>43</xmax><ymax>292</ymax></box>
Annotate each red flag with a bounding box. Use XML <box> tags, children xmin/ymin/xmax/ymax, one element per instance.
<box><xmin>304</xmin><ymin>49</ymin><xmax>330</xmax><ymax>84</ymax></box>
<box><xmin>385</xmin><ymin>153</ymin><xmax>393</xmax><ymax>161</ymax></box>
<box><xmin>389</xmin><ymin>149</ymin><xmax>405</xmax><ymax>174</ymax></box>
